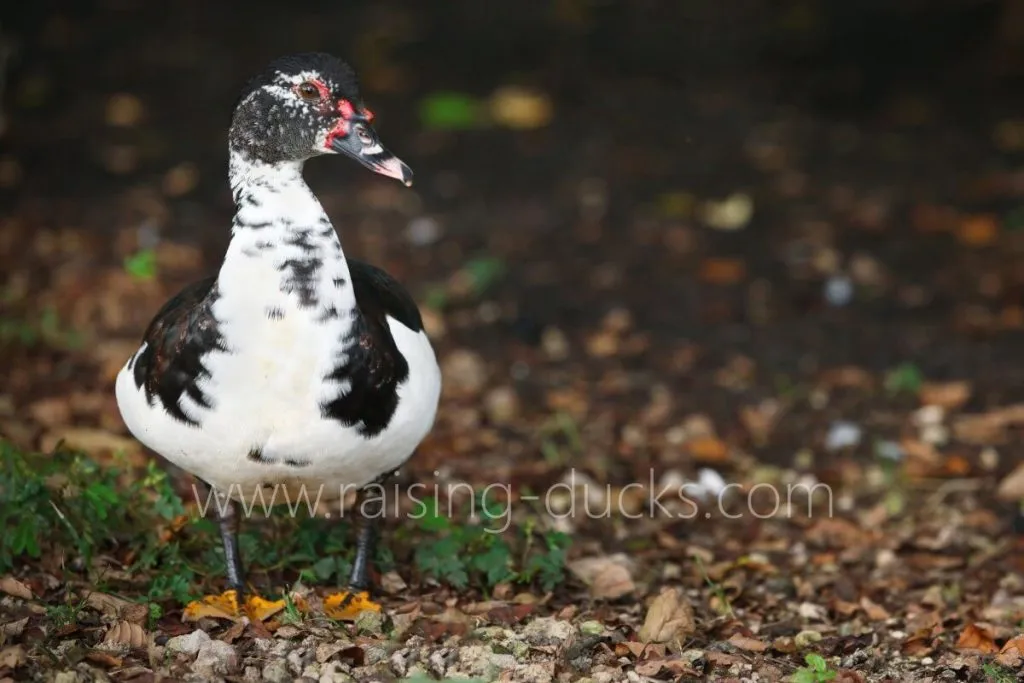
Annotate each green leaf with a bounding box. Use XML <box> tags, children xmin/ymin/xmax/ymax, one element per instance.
<box><xmin>414</xmin><ymin>496</ymin><xmax>450</xmax><ymax>532</ymax></box>
<box><xmin>124</xmin><ymin>249</ymin><xmax>158</xmax><ymax>280</ymax></box>
<box><xmin>471</xmin><ymin>541</ymin><xmax>515</xmax><ymax>586</ymax></box>
<box><xmin>463</xmin><ymin>256</ymin><xmax>505</xmax><ymax>294</ymax></box>
<box><xmin>418</xmin><ymin>92</ymin><xmax>480</xmax><ymax>130</ymax></box>
<box><xmin>312</xmin><ymin>556</ymin><xmax>338</xmax><ymax>581</ymax></box>
<box><xmin>884</xmin><ymin>362</ymin><xmax>922</xmax><ymax>396</ymax></box>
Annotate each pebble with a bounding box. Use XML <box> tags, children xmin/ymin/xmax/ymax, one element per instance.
<box><xmin>405</xmin><ymin>216</ymin><xmax>442</xmax><ymax>246</ymax></box>
<box><xmin>484</xmin><ymin>385</ymin><xmax>519</xmax><ymax>425</ymax></box>
<box><xmin>263</xmin><ymin>658</ymin><xmax>292</xmax><ymax>683</ymax></box>
<box><xmin>165</xmin><ymin>629</ymin><xmax>210</xmax><ymax>656</ymax></box>
<box><xmin>523</xmin><ymin>617</ymin><xmax>576</xmax><ymax>646</ymax></box>
<box><xmin>824</xmin><ymin>274</ymin><xmax>854</xmax><ymax>306</ymax></box>
<box><xmin>441</xmin><ymin>349</ymin><xmax>488</xmax><ymax>396</ymax></box>
<box><xmin>541</xmin><ymin>326</ymin><xmax>569</xmax><ymax>360</ymax></box>
<box><xmin>875</xmin><ymin>440</ymin><xmax>904</xmax><ymax>461</ymax></box>
<box><xmin>824</xmin><ymin>421</ymin><xmax>862</xmax><ymax>451</ymax></box>
<box><xmin>193</xmin><ymin>640</ymin><xmax>239</xmax><ymax>677</ymax></box>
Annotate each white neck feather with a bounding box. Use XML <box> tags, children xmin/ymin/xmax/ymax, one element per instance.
<box><xmin>215</xmin><ymin>149</ymin><xmax>356</xmax><ymax>322</ymax></box>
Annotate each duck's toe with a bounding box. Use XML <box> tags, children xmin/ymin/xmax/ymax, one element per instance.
<box><xmin>182</xmin><ymin>589</ymin><xmax>291</xmax><ymax>622</ymax></box>
<box><xmin>323</xmin><ymin>590</ymin><xmax>381</xmax><ymax>620</ymax></box>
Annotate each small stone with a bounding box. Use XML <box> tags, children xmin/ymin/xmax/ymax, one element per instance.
<box><xmin>455</xmin><ymin>645</ymin><xmax>517</xmax><ymax>679</ymax></box>
<box><xmin>194</xmin><ymin>640</ymin><xmax>239</xmax><ymax>677</ymax></box>
<box><xmin>405</xmin><ymin>216</ymin><xmax>442</xmax><ymax>246</ymax></box>
<box><xmin>428</xmin><ymin>648</ymin><xmax>455</xmax><ymax>678</ymax></box>
<box><xmin>441</xmin><ymin>349</ymin><xmax>488</xmax><ymax>396</ymax></box>
<box><xmin>523</xmin><ymin>617</ymin><xmax>577</xmax><ymax>646</ymax></box>
<box><xmin>162</xmin><ymin>162</ymin><xmax>200</xmax><ymax>197</ymax></box>
<box><xmin>484</xmin><ymin>385</ymin><xmax>519</xmax><ymax>425</ymax></box>
<box><xmin>263</xmin><ymin>658</ymin><xmax>292</xmax><ymax>683</ymax></box>
<box><xmin>288</xmin><ymin>647</ymin><xmax>314</xmax><ymax>675</ymax></box>
<box><xmin>166</xmin><ymin>629</ymin><xmax>210</xmax><ymax>656</ymax></box>
<box><xmin>28</xmin><ymin>397</ymin><xmax>72</xmax><ymax>427</ymax></box>
<box><xmin>106</xmin><ymin>93</ymin><xmax>144</xmax><ymax>127</ymax></box>
<box><xmin>354</xmin><ymin>608</ymin><xmax>384</xmax><ymax>634</ymax></box>
<box><xmin>541</xmin><ymin>326</ymin><xmax>570</xmax><ymax>360</ymax></box>
<box><xmin>824</xmin><ymin>274</ymin><xmax>854</xmax><ymax>306</ymax></box>
<box><xmin>319</xmin><ymin>661</ymin><xmax>356</xmax><ymax>683</ymax></box>
<box><xmin>794</xmin><ymin>630</ymin><xmax>823</xmax><ymax>648</ymax></box>
<box><xmin>824</xmin><ymin>421</ymin><xmax>861</xmax><ymax>451</ymax></box>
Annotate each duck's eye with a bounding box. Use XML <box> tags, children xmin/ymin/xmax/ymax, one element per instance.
<box><xmin>297</xmin><ymin>82</ymin><xmax>320</xmax><ymax>101</ymax></box>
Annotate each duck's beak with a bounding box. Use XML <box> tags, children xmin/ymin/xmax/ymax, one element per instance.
<box><xmin>328</xmin><ymin>117</ymin><xmax>413</xmax><ymax>187</ymax></box>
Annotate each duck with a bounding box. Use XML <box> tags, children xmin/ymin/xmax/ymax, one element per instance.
<box><xmin>114</xmin><ymin>52</ymin><xmax>441</xmax><ymax>620</ymax></box>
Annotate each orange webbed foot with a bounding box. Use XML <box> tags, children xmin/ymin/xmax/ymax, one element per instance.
<box><xmin>323</xmin><ymin>590</ymin><xmax>381</xmax><ymax>621</ymax></box>
<box><xmin>182</xmin><ymin>589</ymin><xmax>293</xmax><ymax>622</ymax></box>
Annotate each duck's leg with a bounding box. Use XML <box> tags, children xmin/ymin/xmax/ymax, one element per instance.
<box><xmin>182</xmin><ymin>487</ymin><xmax>287</xmax><ymax>621</ymax></box>
<box><xmin>218</xmin><ymin>497</ymin><xmax>246</xmax><ymax>594</ymax></box>
<box><xmin>324</xmin><ymin>482</ymin><xmax>388</xmax><ymax>620</ymax></box>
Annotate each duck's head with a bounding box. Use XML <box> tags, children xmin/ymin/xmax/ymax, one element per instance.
<box><xmin>228</xmin><ymin>52</ymin><xmax>412</xmax><ymax>186</ymax></box>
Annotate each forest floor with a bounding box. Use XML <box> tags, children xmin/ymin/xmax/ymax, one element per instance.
<box><xmin>4</xmin><ymin>2</ymin><xmax>1024</xmax><ymax>681</ymax></box>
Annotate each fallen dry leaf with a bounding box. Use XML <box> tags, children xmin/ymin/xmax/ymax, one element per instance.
<box><xmin>568</xmin><ymin>555</ymin><xmax>635</xmax><ymax>600</ymax></box>
<box><xmin>0</xmin><ymin>618</ymin><xmax>27</xmax><ymax>639</ymax></box>
<box><xmin>727</xmin><ymin>633</ymin><xmax>768</xmax><ymax>652</ymax></box>
<box><xmin>997</xmin><ymin>462</ymin><xmax>1024</xmax><ymax>501</ymax></box>
<box><xmin>638</xmin><ymin>587</ymin><xmax>696</xmax><ymax>644</ymax></box>
<box><xmin>956</xmin><ymin>623</ymin><xmax>999</xmax><ymax>654</ymax></box>
<box><xmin>0</xmin><ymin>577</ymin><xmax>31</xmax><ymax>601</ymax></box>
<box><xmin>634</xmin><ymin>657</ymin><xmax>701</xmax><ymax>677</ymax></box>
<box><xmin>685</xmin><ymin>435</ymin><xmax>729</xmax><ymax>463</ymax></box>
<box><xmin>219</xmin><ymin>621</ymin><xmax>246</xmax><ymax>644</ymax></box>
<box><xmin>901</xmin><ymin>634</ymin><xmax>935</xmax><ymax>657</ymax></box>
<box><xmin>85</xmin><ymin>591</ymin><xmax>133</xmax><ymax>617</ymax></box>
<box><xmin>859</xmin><ymin>596</ymin><xmax>890</xmax><ymax>621</ymax></box>
<box><xmin>380</xmin><ymin>570</ymin><xmax>407</xmax><ymax>594</ymax></box>
<box><xmin>957</xmin><ymin>214</ymin><xmax>999</xmax><ymax>246</ymax></box>
<box><xmin>103</xmin><ymin>620</ymin><xmax>147</xmax><ymax>649</ymax></box>
<box><xmin>806</xmin><ymin>518</ymin><xmax>873</xmax><ymax>548</ymax></box>
<box><xmin>997</xmin><ymin>634</ymin><xmax>1024</xmax><ymax>667</ymax></box>
<box><xmin>954</xmin><ymin>403</ymin><xmax>1024</xmax><ymax>445</ymax></box>
<box><xmin>85</xmin><ymin>651</ymin><xmax>123</xmax><ymax>668</ymax></box>
<box><xmin>698</xmin><ymin>257</ymin><xmax>746</xmax><ymax>285</ymax></box>
<box><xmin>918</xmin><ymin>381</ymin><xmax>971</xmax><ymax>410</ymax></box>
<box><xmin>39</xmin><ymin>427</ymin><xmax>141</xmax><ymax>457</ymax></box>
<box><xmin>0</xmin><ymin>581</ymin><xmax>31</xmax><ymax>602</ymax></box>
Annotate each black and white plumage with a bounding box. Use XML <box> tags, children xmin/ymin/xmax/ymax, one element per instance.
<box><xmin>114</xmin><ymin>53</ymin><xmax>440</xmax><ymax>607</ymax></box>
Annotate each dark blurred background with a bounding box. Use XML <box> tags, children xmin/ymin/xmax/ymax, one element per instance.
<box><xmin>5</xmin><ymin>0</ymin><xmax>1024</xmax><ymax>469</ymax></box>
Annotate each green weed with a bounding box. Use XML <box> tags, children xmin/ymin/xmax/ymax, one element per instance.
<box><xmin>791</xmin><ymin>653</ymin><xmax>836</xmax><ymax>683</ymax></box>
<box><xmin>409</xmin><ymin>492</ymin><xmax>570</xmax><ymax>593</ymax></box>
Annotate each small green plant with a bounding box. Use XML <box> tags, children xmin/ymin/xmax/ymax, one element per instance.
<box><xmin>0</xmin><ymin>440</ymin><xmax>200</xmax><ymax>603</ymax></box>
<box><xmin>693</xmin><ymin>553</ymin><xmax>734</xmax><ymax>617</ymax></box>
<box><xmin>418</xmin><ymin>91</ymin><xmax>481</xmax><ymax>130</ymax></box>
<box><xmin>791</xmin><ymin>653</ymin><xmax>836</xmax><ymax>683</ymax></box>
<box><xmin>281</xmin><ymin>592</ymin><xmax>304</xmax><ymax>626</ymax></box>
<box><xmin>539</xmin><ymin>412</ymin><xmax>583</xmax><ymax>466</ymax></box>
<box><xmin>982</xmin><ymin>661</ymin><xmax>1017</xmax><ymax>683</ymax></box>
<box><xmin>0</xmin><ymin>304</ymin><xmax>83</xmax><ymax>349</ymax></box>
<box><xmin>410</xmin><ymin>492</ymin><xmax>570</xmax><ymax>592</ymax></box>
<box><xmin>883</xmin><ymin>362</ymin><xmax>923</xmax><ymax>396</ymax></box>
<box><xmin>124</xmin><ymin>248</ymin><xmax>158</xmax><ymax>280</ymax></box>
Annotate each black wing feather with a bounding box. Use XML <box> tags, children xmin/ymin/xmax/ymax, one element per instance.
<box><xmin>320</xmin><ymin>260</ymin><xmax>423</xmax><ymax>436</ymax></box>
<box><xmin>130</xmin><ymin>275</ymin><xmax>225</xmax><ymax>426</ymax></box>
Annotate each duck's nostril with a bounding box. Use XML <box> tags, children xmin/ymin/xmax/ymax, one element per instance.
<box><xmin>356</xmin><ymin>124</ymin><xmax>372</xmax><ymax>145</ymax></box>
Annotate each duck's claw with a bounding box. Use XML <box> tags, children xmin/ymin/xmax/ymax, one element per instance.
<box><xmin>323</xmin><ymin>590</ymin><xmax>381</xmax><ymax>621</ymax></box>
<box><xmin>182</xmin><ymin>589</ymin><xmax>290</xmax><ymax>622</ymax></box>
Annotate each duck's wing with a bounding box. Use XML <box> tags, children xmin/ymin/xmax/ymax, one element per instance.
<box><xmin>321</xmin><ymin>260</ymin><xmax>424</xmax><ymax>437</ymax></box>
<box><xmin>348</xmin><ymin>259</ymin><xmax>423</xmax><ymax>333</ymax></box>
<box><xmin>129</xmin><ymin>275</ymin><xmax>224</xmax><ymax>425</ymax></box>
